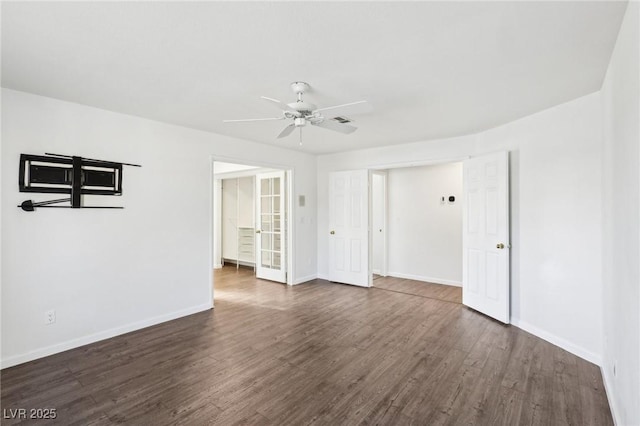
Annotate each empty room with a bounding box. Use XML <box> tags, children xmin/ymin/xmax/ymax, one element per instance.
<box><xmin>1</xmin><ymin>1</ymin><xmax>638</xmax><ymax>425</ymax></box>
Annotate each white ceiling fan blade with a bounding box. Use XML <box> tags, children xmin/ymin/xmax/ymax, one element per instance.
<box><xmin>277</xmin><ymin>123</ymin><xmax>296</xmax><ymax>139</ymax></box>
<box><xmin>314</xmin><ymin>100</ymin><xmax>372</xmax><ymax>117</ymax></box>
<box><xmin>261</xmin><ymin>96</ymin><xmax>301</xmax><ymax>116</ymax></box>
<box><xmin>223</xmin><ymin>117</ymin><xmax>284</xmax><ymax>123</ymax></box>
<box><xmin>313</xmin><ymin>119</ymin><xmax>358</xmax><ymax>134</ymax></box>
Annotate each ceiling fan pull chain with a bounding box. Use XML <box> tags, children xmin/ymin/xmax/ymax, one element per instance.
<box><xmin>299</xmin><ymin>127</ymin><xmax>303</xmax><ymax>146</ymax></box>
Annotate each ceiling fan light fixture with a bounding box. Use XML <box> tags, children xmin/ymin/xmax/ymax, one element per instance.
<box><xmin>223</xmin><ymin>81</ymin><xmax>372</xmax><ymax>140</ymax></box>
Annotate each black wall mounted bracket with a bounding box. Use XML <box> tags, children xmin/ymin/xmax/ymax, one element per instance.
<box><xmin>18</xmin><ymin>153</ymin><xmax>141</xmax><ymax>211</ymax></box>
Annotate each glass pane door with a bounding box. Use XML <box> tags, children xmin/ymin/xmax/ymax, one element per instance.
<box><xmin>255</xmin><ymin>171</ymin><xmax>286</xmax><ymax>283</ymax></box>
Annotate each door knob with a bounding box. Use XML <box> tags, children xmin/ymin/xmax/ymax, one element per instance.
<box><xmin>330</xmin><ymin>230</ymin><xmax>335</xmax><ymax>235</ymax></box>
<box><xmin>496</xmin><ymin>243</ymin><xmax>505</xmax><ymax>249</ymax></box>
<box><xmin>256</xmin><ymin>230</ymin><xmax>261</xmax><ymax>234</ymax></box>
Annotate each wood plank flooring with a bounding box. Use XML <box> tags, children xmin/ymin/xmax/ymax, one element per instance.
<box><xmin>372</xmin><ymin>274</ymin><xmax>462</xmax><ymax>303</ymax></box>
<box><xmin>1</xmin><ymin>266</ymin><xmax>612</xmax><ymax>425</ymax></box>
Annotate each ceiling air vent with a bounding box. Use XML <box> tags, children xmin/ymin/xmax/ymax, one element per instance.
<box><xmin>332</xmin><ymin>116</ymin><xmax>351</xmax><ymax>124</ymax></box>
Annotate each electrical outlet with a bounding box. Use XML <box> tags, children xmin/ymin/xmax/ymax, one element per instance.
<box><xmin>44</xmin><ymin>310</ymin><xmax>56</xmax><ymax>325</ymax></box>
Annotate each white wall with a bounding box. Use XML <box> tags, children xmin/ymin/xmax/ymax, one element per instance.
<box><xmin>386</xmin><ymin>163</ymin><xmax>463</xmax><ymax>285</ymax></box>
<box><xmin>601</xmin><ymin>2</ymin><xmax>640</xmax><ymax>425</ymax></box>
<box><xmin>1</xmin><ymin>89</ymin><xmax>317</xmax><ymax>368</ymax></box>
<box><xmin>318</xmin><ymin>91</ymin><xmax>604</xmax><ymax>364</ymax></box>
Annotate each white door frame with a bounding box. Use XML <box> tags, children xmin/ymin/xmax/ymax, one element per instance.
<box><xmin>370</xmin><ymin>170</ymin><xmax>388</xmax><ymax>277</ymax></box>
<box><xmin>210</xmin><ymin>156</ymin><xmax>295</xmax><ymax>307</ymax></box>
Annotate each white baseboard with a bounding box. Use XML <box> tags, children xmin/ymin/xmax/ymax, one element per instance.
<box><xmin>0</xmin><ymin>302</ymin><xmax>213</xmax><ymax>370</ymax></box>
<box><xmin>601</xmin><ymin>365</ymin><xmax>620</xmax><ymax>425</ymax></box>
<box><xmin>317</xmin><ymin>273</ymin><xmax>330</xmax><ymax>281</ymax></box>
<box><xmin>214</xmin><ymin>263</ymin><xmax>223</xmax><ymax>269</ymax></box>
<box><xmin>293</xmin><ymin>274</ymin><xmax>317</xmax><ymax>285</ymax></box>
<box><xmin>387</xmin><ymin>271</ymin><xmax>462</xmax><ymax>287</ymax></box>
<box><xmin>510</xmin><ymin>318</ymin><xmax>602</xmax><ymax>366</ymax></box>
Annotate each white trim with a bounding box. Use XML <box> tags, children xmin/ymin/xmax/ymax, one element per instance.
<box><xmin>208</xmin><ymin>157</ymin><xmax>215</xmax><ymax>312</ymax></box>
<box><xmin>601</xmin><ymin>366</ymin><xmax>621</xmax><ymax>426</ymax></box>
<box><xmin>214</xmin><ymin>263</ymin><xmax>223</xmax><ymax>269</ymax></box>
<box><xmin>0</xmin><ymin>303</ymin><xmax>212</xmax><ymax>370</ymax></box>
<box><xmin>387</xmin><ymin>271</ymin><xmax>462</xmax><ymax>287</ymax></box>
<box><xmin>510</xmin><ymin>317</ymin><xmax>602</xmax><ymax>366</ymax></box>
<box><xmin>286</xmin><ymin>170</ymin><xmax>294</xmax><ymax>286</ymax></box>
<box><xmin>317</xmin><ymin>273</ymin><xmax>330</xmax><ymax>281</ymax></box>
<box><xmin>293</xmin><ymin>274</ymin><xmax>317</xmax><ymax>285</ymax></box>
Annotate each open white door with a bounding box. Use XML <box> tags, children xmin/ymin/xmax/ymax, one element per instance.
<box><xmin>255</xmin><ymin>171</ymin><xmax>286</xmax><ymax>283</ymax></box>
<box><xmin>371</xmin><ymin>171</ymin><xmax>387</xmax><ymax>277</ymax></box>
<box><xmin>328</xmin><ymin>170</ymin><xmax>370</xmax><ymax>287</ymax></box>
<box><xmin>463</xmin><ymin>151</ymin><xmax>510</xmax><ymax>323</ymax></box>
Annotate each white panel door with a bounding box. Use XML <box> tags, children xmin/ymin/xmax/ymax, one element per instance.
<box><xmin>463</xmin><ymin>152</ymin><xmax>510</xmax><ymax>323</ymax></box>
<box><xmin>329</xmin><ymin>170</ymin><xmax>370</xmax><ymax>287</ymax></box>
<box><xmin>255</xmin><ymin>171</ymin><xmax>286</xmax><ymax>283</ymax></box>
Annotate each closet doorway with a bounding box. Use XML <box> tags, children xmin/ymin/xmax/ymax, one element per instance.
<box><xmin>212</xmin><ymin>160</ymin><xmax>292</xmax><ymax>287</ymax></box>
<box><xmin>370</xmin><ymin>162</ymin><xmax>464</xmax><ymax>301</ymax></box>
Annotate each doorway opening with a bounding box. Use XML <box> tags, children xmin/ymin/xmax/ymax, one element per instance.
<box><xmin>211</xmin><ymin>159</ymin><xmax>293</xmax><ymax>305</ymax></box>
<box><xmin>370</xmin><ymin>162</ymin><xmax>464</xmax><ymax>304</ymax></box>
<box><xmin>328</xmin><ymin>152</ymin><xmax>510</xmax><ymax>323</ymax></box>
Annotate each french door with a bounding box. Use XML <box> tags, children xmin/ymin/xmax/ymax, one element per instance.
<box><xmin>255</xmin><ymin>171</ymin><xmax>286</xmax><ymax>283</ymax></box>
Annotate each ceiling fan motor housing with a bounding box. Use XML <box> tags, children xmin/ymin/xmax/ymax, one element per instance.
<box><xmin>288</xmin><ymin>100</ymin><xmax>316</xmax><ymax>114</ymax></box>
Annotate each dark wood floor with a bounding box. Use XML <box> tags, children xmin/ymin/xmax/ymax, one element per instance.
<box><xmin>1</xmin><ymin>266</ymin><xmax>612</xmax><ymax>425</ymax></box>
<box><xmin>373</xmin><ymin>274</ymin><xmax>462</xmax><ymax>303</ymax></box>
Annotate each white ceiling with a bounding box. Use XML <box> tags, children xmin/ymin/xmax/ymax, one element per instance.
<box><xmin>1</xmin><ymin>1</ymin><xmax>627</xmax><ymax>154</ymax></box>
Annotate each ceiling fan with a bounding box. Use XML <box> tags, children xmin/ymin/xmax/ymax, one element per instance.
<box><xmin>223</xmin><ymin>82</ymin><xmax>372</xmax><ymax>143</ymax></box>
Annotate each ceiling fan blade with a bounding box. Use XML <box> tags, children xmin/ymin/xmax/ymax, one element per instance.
<box><xmin>277</xmin><ymin>123</ymin><xmax>296</xmax><ymax>139</ymax></box>
<box><xmin>261</xmin><ymin>96</ymin><xmax>301</xmax><ymax>116</ymax></box>
<box><xmin>314</xmin><ymin>100</ymin><xmax>372</xmax><ymax>117</ymax></box>
<box><xmin>313</xmin><ymin>119</ymin><xmax>358</xmax><ymax>134</ymax></box>
<box><xmin>223</xmin><ymin>117</ymin><xmax>284</xmax><ymax>123</ymax></box>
